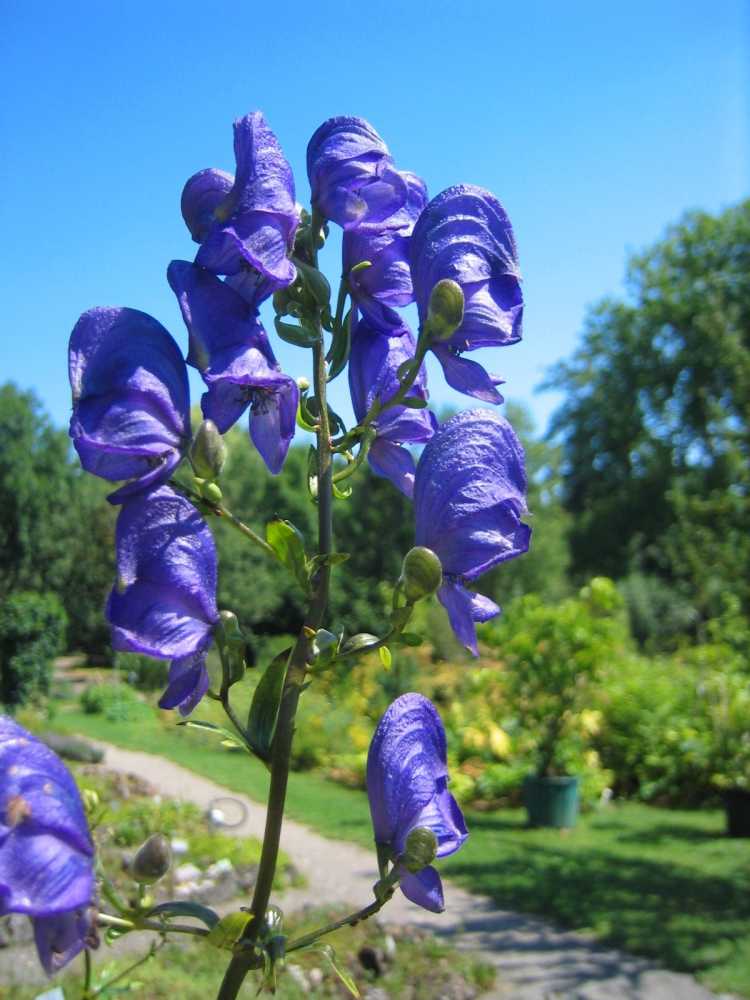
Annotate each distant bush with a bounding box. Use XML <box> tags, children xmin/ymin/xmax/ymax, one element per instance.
<box><xmin>80</xmin><ymin>682</ymin><xmax>150</xmax><ymax>722</ymax></box>
<box><xmin>39</xmin><ymin>730</ymin><xmax>103</xmax><ymax>763</ymax></box>
<box><xmin>617</xmin><ymin>572</ymin><xmax>699</xmax><ymax>651</ymax></box>
<box><xmin>115</xmin><ymin>651</ymin><xmax>170</xmax><ymax>692</ymax></box>
<box><xmin>0</xmin><ymin>591</ymin><xmax>67</xmax><ymax>708</ymax></box>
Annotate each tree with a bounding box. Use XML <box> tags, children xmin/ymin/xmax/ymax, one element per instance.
<box><xmin>544</xmin><ymin>200</ymin><xmax>750</xmax><ymax>621</ymax></box>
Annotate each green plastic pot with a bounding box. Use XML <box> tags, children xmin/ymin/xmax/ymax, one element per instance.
<box><xmin>523</xmin><ymin>774</ymin><xmax>580</xmax><ymax>828</ymax></box>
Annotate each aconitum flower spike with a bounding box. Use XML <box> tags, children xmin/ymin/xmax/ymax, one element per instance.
<box><xmin>106</xmin><ymin>485</ymin><xmax>220</xmax><ymax>715</ymax></box>
<box><xmin>0</xmin><ymin>716</ymin><xmax>96</xmax><ymax>974</ymax></box>
<box><xmin>183</xmin><ymin>112</ymin><xmax>299</xmax><ymax>307</ymax></box>
<box><xmin>168</xmin><ymin>260</ymin><xmax>298</xmax><ymax>474</ymax></box>
<box><xmin>414</xmin><ymin>410</ymin><xmax>531</xmax><ymax>654</ymax></box>
<box><xmin>307</xmin><ymin>117</ymin><xmax>408</xmax><ymax>230</ymax></box>
<box><xmin>411</xmin><ymin>185</ymin><xmax>523</xmax><ymax>403</ymax></box>
<box><xmin>342</xmin><ymin>171</ymin><xmax>428</xmax><ymax>329</ymax></box>
<box><xmin>366</xmin><ymin>693</ymin><xmax>467</xmax><ymax>913</ymax></box>
<box><xmin>348</xmin><ymin>317</ymin><xmax>436</xmax><ymax>497</ymax></box>
<box><xmin>68</xmin><ymin>307</ymin><xmax>191</xmax><ymax>504</ymax></box>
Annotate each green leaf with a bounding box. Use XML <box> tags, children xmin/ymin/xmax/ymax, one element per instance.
<box><xmin>333</xmin><ymin>481</ymin><xmax>353</xmax><ymax>500</ymax></box>
<box><xmin>177</xmin><ymin>719</ymin><xmax>241</xmax><ymax>746</ymax></box>
<box><xmin>308</xmin><ymin>552</ymin><xmax>350</xmax><ymax>574</ymax></box>
<box><xmin>206</xmin><ymin>911</ymin><xmax>252</xmax><ymax>951</ymax></box>
<box><xmin>400</xmin><ymin>396</ymin><xmax>428</xmax><ymax>409</ymax></box>
<box><xmin>145</xmin><ymin>901</ymin><xmax>219</xmax><ymax>929</ymax></box>
<box><xmin>327</xmin><ymin>308</ymin><xmax>352</xmax><ymax>382</ymax></box>
<box><xmin>274</xmin><ymin>317</ymin><xmax>318</xmax><ymax>348</ymax></box>
<box><xmin>379</xmin><ymin>645</ymin><xmax>392</xmax><ymax>669</ymax></box>
<box><xmin>266</xmin><ymin>518</ymin><xmax>309</xmax><ymax>590</ymax></box>
<box><xmin>396</xmin><ymin>358</ymin><xmax>418</xmax><ymax>382</ymax></box>
<box><xmin>318</xmin><ymin>945</ymin><xmax>360</xmax><ymax>997</ymax></box>
<box><xmin>398</xmin><ymin>632</ymin><xmax>423</xmax><ymax>647</ymax></box>
<box><xmin>247</xmin><ymin>647</ymin><xmax>291</xmax><ymax>759</ymax></box>
<box><xmin>296</xmin><ymin>399</ymin><xmax>318</xmax><ymax>433</ymax></box>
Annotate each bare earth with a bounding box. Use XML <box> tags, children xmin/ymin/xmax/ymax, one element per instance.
<box><xmin>61</xmin><ymin>741</ymin><xmax>731</xmax><ymax>1000</ymax></box>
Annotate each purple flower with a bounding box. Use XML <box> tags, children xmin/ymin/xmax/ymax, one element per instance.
<box><xmin>414</xmin><ymin>410</ymin><xmax>531</xmax><ymax>654</ymax></box>
<box><xmin>182</xmin><ymin>112</ymin><xmax>299</xmax><ymax>307</ymax></box>
<box><xmin>68</xmin><ymin>307</ymin><xmax>191</xmax><ymax>504</ymax></box>
<box><xmin>307</xmin><ymin>117</ymin><xmax>408</xmax><ymax>230</ymax></box>
<box><xmin>411</xmin><ymin>185</ymin><xmax>523</xmax><ymax>403</ymax></box>
<box><xmin>366</xmin><ymin>693</ymin><xmax>467</xmax><ymax>913</ymax></box>
<box><xmin>342</xmin><ymin>172</ymin><xmax>428</xmax><ymax>329</ymax></box>
<box><xmin>349</xmin><ymin>317</ymin><xmax>436</xmax><ymax>497</ymax></box>
<box><xmin>0</xmin><ymin>717</ymin><xmax>96</xmax><ymax>974</ymax></box>
<box><xmin>168</xmin><ymin>260</ymin><xmax>298</xmax><ymax>474</ymax></box>
<box><xmin>106</xmin><ymin>485</ymin><xmax>220</xmax><ymax>715</ymax></box>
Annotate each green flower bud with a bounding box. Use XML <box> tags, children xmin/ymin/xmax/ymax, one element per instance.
<box><xmin>401</xmin><ymin>827</ymin><xmax>438</xmax><ymax>873</ymax></box>
<box><xmin>190</xmin><ymin>420</ymin><xmax>227</xmax><ymax>480</ymax></box>
<box><xmin>131</xmin><ymin>833</ymin><xmax>172</xmax><ymax>884</ymax></box>
<box><xmin>296</xmin><ymin>376</ymin><xmax>311</xmax><ymax>392</ymax></box>
<box><xmin>200</xmin><ymin>481</ymin><xmax>223</xmax><ymax>504</ymax></box>
<box><xmin>400</xmin><ymin>546</ymin><xmax>443</xmax><ymax>603</ymax></box>
<box><xmin>425</xmin><ymin>279</ymin><xmax>464</xmax><ymax>341</ymax></box>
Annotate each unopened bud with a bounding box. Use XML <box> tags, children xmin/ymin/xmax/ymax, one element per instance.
<box><xmin>426</xmin><ymin>279</ymin><xmax>464</xmax><ymax>341</ymax></box>
<box><xmin>401</xmin><ymin>827</ymin><xmax>438</xmax><ymax>873</ymax></box>
<box><xmin>296</xmin><ymin>376</ymin><xmax>310</xmax><ymax>392</ymax></box>
<box><xmin>131</xmin><ymin>833</ymin><xmax>172</xmax><ymax>884</ymax></box>
<box><xmin>190</xmin><ymin>420</ymin><xmax>227</xmax><ymax>480</ymax></box>
<box><xmin>82</xmin><ymin>788</ymin><xmax>100</xmax><ymax>815</ymax></box>
<box><xmin>217</xmin><ymin>611</ymin><xmax>245</xmax><ymax>687</ymax></box>
<box><xmin>400</xmin><ymin>547</ymin><xmax>443</xmax><ymax>603</ymax></box>
<box><xmin>200</xmin><ymin>481</ymin><xmax>223</xmax><ymax>504</ymax></box>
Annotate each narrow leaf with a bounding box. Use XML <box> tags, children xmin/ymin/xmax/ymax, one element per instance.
<box><xmin>145</xmin><ymin>901</ymin><xmax>219</xmax><ymax>929</ymax></box>
<box><xmin>266</xmin><ymin>519</ymin><xmax>309</xmax><ymax>590</ymax></box>
<box><xmin>400</xmin><ymin>396</ymin><xmax>428</xmax><ymax>409</ymax></box>
<box><xmin>333</xmin><ymin>481</ymin><xmax>353</xmax><ymax>500</ymax></box>
<box><xmin>274</xmin><ymin>317</ymin><xmax>318</xmax><ymax>348</ymax></box>
<box><xmin>379</xmin><ymin>645</ymin><xmax>392</xmax><ymax>669</ymax></box>
<box><xmin>318</xmin><ymin>945</ymin><xmax>360</xmax><ymax>998</ymax></box>
<box><xmin>247</xmin><ymin>647</ymin><xmax>291</xmax><ymax>759</ymax></box>
<box><xmin>327</xmin><ymin>308</ymin><xmax>353</xmax><ymax>382</ymax></box>
<box><xmin>177</xmin><ymin>720</ymin><xmax>239</xmax><ymax>744</ymax></box>
<box><xmin>398</xmin><ymin>632</ymin><xmax>423</xmax><ymax>647</ymax></box>
<box><xmin>206</xmin><ymin>911</ymin><xmax>252</xmax><ymax>950</ymax></box>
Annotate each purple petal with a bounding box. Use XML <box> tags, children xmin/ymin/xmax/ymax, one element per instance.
<box><xmin>33</xmin><ymin>908</ymin><xmax>93</xmax><ymax>975</ymax></box>
<box><xmin>307</xmin><ymin>117</ymin><xmax>408</xmax><ymax>229</ymax></box>
<box><xmin>414</xmin><ymin>409</ymin><xmax>530</xmax><ymax>580</ymax></box>
<box><xmin>192</xmin><ymin>112</ymin><xmax>298</xmax><ymax>302</ymax></box>
<box><xmin>432</xmin><ymin>345</ymin><xmax>505</xmax><ymax>405</ymax></box>
<box><xmin>368</xmin><ymin>439</ymin><xmax>417</xmax><ymax>498</ymax></box>
<box><xmin>437</xmin><ymin>581</ymin><xmax>501</xmax><ymax>656</ymax></box>
<box><xmin>68</xmin><ymin>307</ymin><xmax>190</xmax><ymax>503</ymax></box>
<box><xmin>248</xmin><ymin>376</ymin><xmax>299</xmax><ymax>474</ymax></box>
<box><xmin>107</xmin><ymin>486</ymin><xmax>219</xmax><ymax>660</ymax></box>
<box><xmin>367</xmin><ymin>694</ymin><xmax>455</xmax><ymax>853</ymax></box>
<box><xmin>399</xmin><ymin>865</ymin><xmax>445</xmax><ymax>913</ymax></box>
<box><xmin>0</xmin><ymin>718</ymin><xmax>93</xmax><ymax>921</ymax></box>
<box><xmin>158</xmin><ymin>651</ymin><xmax>210</xmax><ymax>716</ymax></box>
<box><xmin>181</xmin><ymin>168</ymin><xmax>234</xmax><ymax>243</ymax></box>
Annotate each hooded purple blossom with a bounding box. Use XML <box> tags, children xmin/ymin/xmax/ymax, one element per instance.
<box><xmin>68</xmin><ymin>307</ymin><xmax>191</xmax><ymax>504</ymax></box>
<box><xmin>342</xmin><ymin>172</ymin><xmax>428</xmax><ymax>329</ymax></box>
<box><xmin>349</xmin><ymin>317</ymin><xmax>436</xmax><ymax>497</ymax></box>
<box><xmin>168</xmin><ymin>260</ymin><xmax>298</xmax><ymax>474</ymax></box>
<box><xmin>307</xmin><ymin>117</ymin><xmax>408</xmax><ymax>230</ymax></box>
<box><xmin>411</xmin><ymin>185</ymin><xmax>523</xmax><ymax>404</ymax></box>
<box><xmin>367</xmin><ymin>693</ymin><xmax>467</xmax><ymax>913</ymax></box>
<box><xmin>0</xmin><ymin>717</ymin><xmax>96</xmax><ymax>974</ymax></box>
<box><xmin>182</xmin><ymin>112</ymin><xmax>299</xmax><ymax>307</ymax></box>
<box><xmin>414</xmin><ymin>410</ymin><xmax>531</xmax><ymax>655</ymax></box>
<box><xmin>106</xmin><ymin>485</ymin><xmax>220</xmax><ymax>715</ymax></box>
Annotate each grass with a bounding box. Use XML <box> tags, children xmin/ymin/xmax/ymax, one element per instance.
<box><xmin>51</xmin><ymin>704</ymin><xmax>750</xmax><ymax>997</ymax></box>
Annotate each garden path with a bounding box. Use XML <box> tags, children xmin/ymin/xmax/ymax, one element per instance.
<box><xmin>95</xmin><ymin>741</ymin><xmax>725</xmax><ymax>1000</ymax></box>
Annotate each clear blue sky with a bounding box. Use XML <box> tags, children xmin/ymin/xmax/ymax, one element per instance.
<box><xmin>1</xmin><ymin>0</ymin><xmax>747</xmax><ymax>436</ymax></box>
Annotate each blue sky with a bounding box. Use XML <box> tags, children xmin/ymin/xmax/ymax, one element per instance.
<box><xmin>1</xmin><ymin>0</ymin><xmax>747</xmax><ymax>437</ymax></box>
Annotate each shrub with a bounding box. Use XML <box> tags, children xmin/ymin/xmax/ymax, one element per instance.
<box><xmin>0</xmin><ymin>591</ymin><xmax>67</xmax><ymax>708</ymax></box>
<box><xmin>115</xmin><ymin>651</ymin><xmax>170</xmax><ymax>692</ymax></box>
<box><xmin>80</xmin><ymin>682</ymin><xmax>150</xmax><ymax>722</ymax></box>
<box><xmin>617</xmin><ymin>572</ymin><xmax>699</xmax><ymax>651</ymax></box>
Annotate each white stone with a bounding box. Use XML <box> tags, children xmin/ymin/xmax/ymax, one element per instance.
<box><xmin>170</xmin><ymin>837</ymin><xmax>189</xmax><ymax>856</ymax></box>
<box><xmin>174</xmin><ymin>862</ymin><xmax>201</xmax><ymax>883</ymax></box>
<box><xmin>207</xmin><ymin>858</ymin><xmax>234</xmax><ymax>878</ymax></box>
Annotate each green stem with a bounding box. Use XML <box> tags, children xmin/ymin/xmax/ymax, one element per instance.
<box><xmin>96</xmin><ymin>912</ymin><xmax>208</xmax><ymax>938</ymax></box>
<box><xmin>332</xmin><ymin>430</ymin><xmax>375</xmax><ymax>483</ymax></box>
<box><xmin>83</xmin><ymin>947</ymin><xmax>93</xmax><ymax>998</ymax></box>
<box><xmin>286</xmin><ymin>899</ymin><xmax>386</xmax><ymax>954</ymax></box>
<box><xmin>90</xmin><ymin>940</ymin><xmax>163</xmax><ymax>998</ymax></box>
<box><xmin>169</xmin><ymin>479</ymin><xmax>277</xmax><ymax>561</ymax></box>
<box><xmin>217</xmin><ymin>237</ymin><xmax>335</xmax><ymax>1000</ymax></box>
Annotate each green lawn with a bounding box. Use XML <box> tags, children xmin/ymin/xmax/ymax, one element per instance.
<box><xmin>55</xmin><ymin>707</ymin><xmax>750</xmax><ymax>997</ymax></box>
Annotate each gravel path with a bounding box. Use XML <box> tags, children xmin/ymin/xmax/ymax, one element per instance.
<box><xmin>92</xmin><ymin>742</ymin><xmax>723</xmax><ymax>1000</ymax></box>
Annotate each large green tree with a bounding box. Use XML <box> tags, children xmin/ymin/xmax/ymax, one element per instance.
<box><xmin>545</xmin><ymin>200</ymin><xmax>750</xmax><ymax>620</ymax></box>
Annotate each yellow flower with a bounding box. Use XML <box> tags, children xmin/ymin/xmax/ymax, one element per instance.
<box><xmin>580</xmin><ymin>709</ymin><xmax>602</xmax><ymax>736</ymax></box>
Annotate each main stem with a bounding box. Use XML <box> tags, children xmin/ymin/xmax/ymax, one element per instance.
<box><xmin>218</xmin><ymin>292</ymin><xmax>333</xmax><ymax>1000</ymax></box>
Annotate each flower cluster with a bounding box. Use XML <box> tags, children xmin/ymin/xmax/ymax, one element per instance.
<box><xmin>0</xmin><ymin>718</ymin><xmax>96</xmax><ymax>974</ymax></box>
